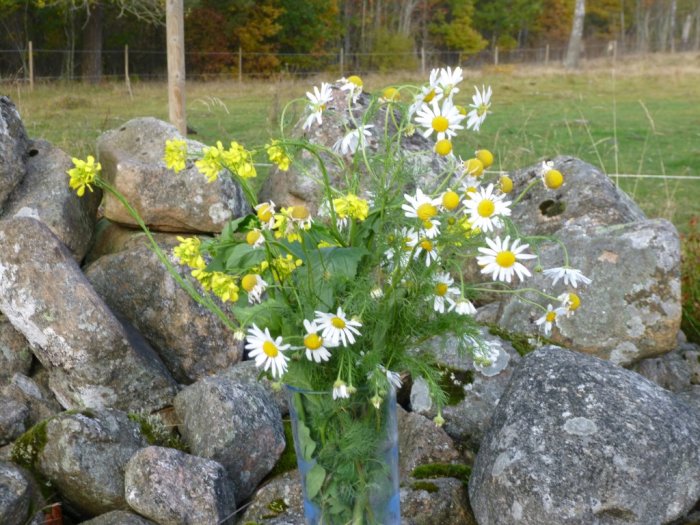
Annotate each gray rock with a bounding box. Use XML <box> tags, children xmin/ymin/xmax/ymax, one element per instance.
<box><xmin>260</xmin><ymin>85</ymin><xmax>447</xmax><ymax>212</ymax></box>
<box><xmin>84</xmin><ymin>219</ymin><xmax>168</xmax><ymax>265</ymax></box>
<box><xmin>240</xmin><ymin>471</ymin><xmax>305</xmax><ymax>525</ymax></box>
<box><xmin>0</xmin><ymin>97</ymin><xmax>28</xmax><ymax>212</ymax></box>
<box><xmin>1</xmin><ymin>139</ymin><xmax>101</xmax><ymax>261</ymax></box>
<box><xmin>0</xmin><ymin>217</ymin><xmax>177</xmax><ymax>411</ymax></box>
<box><xmin>81</xmin><ymin>510</ymin><xmax>157</xmax><ymax>525</ymax></box>
<box><xmin>35</xmin><ymin>409</ymin><xmax>147</xmax><ymax>516</ymax></box>
<box><xmin>508</xmin><ymin>156</ymin><xmax>646</xmax><ymax>236</ymax></box>
<box><xmin>124</xmin><ymin>446</ymin><xmax>236</xmax><ymax>525</ymax></box>
<box><xmin>469</xmin><ymin>346</ymin><xmax>700</xmax><ymax>525</ymax></box>
<box><xmin>676</xmin><ymin>386</ymin><xmax>700</xmax><ymax>416</ymax></box>
<box><xmin>97</xmin><ymin>117</ymin><xmax>249</xmax><ymax>233</ymax></box>
<box><xmin>5</xmin><ymin>373</ymin><xmax>62</xmax><ymax>426</ymax></box>
<box><xmin>397</xmin><ymin>407</ymin><xmax>461</xmax><ymax>478</ymax></box>
<box><xmin>0</xmin><ymin>461</ymin><xmax>31</xmax><ymax>525</ymax></box>
<box><xmin>0</xmin><ymin>315</ymin><xmax>32</xmax><ymax>384</ymax></box>
<box><xmin>219</xmin><ymin>360</ymin><xmax>289</xmax><ymax>416</ymax></box>
<box><xmin>85</xmin><ymin>233</ymin><xmax>243</xmax><ymax>384</ymax></box>
<box><xmin>498</xmin><ymin>219</ymin><xmax>681</xmax><ymax>365</ymax></box>
<box><xmin>401</xmin><ymin>477</ymin><xmax>475</xmax><ymax>525</ymax></box>
<box><xmin>0</xmin><ymin>395</ymin><xmax>29</xmax><ymax>446</ymax></box>
<box><xmin>174</xmin><ymin>375</ymin><xmax>285</xmax><ymax>501</ymax></box>
<box><xmin>632</xmin><ymin>346</ymin><xmax>693</xmax><ymax>392</ymax></box>
<box><xmin>410</xmin><ymin>328</ymin><xmax>522</xmax><ymax>448</ymax></box>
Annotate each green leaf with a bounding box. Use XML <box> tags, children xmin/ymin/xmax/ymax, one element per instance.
<box><xmin>305</xmin><ymin>463</ymin><xmax>326</xmax><ymax>500</ymax></box>
<box><xmin>224</xmin><ymin>243</ymin><xmax>266</xmax><ymax>272</ymax></box>
<box><xmin>231</xmin><ymin>298</ymin><xmax>285</xmax><ymax>332</ymax></box>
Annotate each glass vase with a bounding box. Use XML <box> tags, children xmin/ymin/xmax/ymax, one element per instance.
<box><xmin>286</xmin><ymin>385</ymin><xmax>401</xmax><ymax>525</ymax></box>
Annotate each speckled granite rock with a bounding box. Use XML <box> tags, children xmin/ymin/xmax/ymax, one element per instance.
<box><xmin>469</xmin><ymin>346</ymin><xmax>700</xmax><ymax>525</ymax></box>
<box><xmin>81</xmin><ymin>510</ymin><xmax>156</xmax><ymax>524</ymax></box>
<box><xmin>0</xmin><ymin>461</ymin><xmax>31</xmax><ymax>525</ymax></box>
<box><xmin>0</xmin><ymin>217</ymin><xmax>177</xmax><ymax>411</ymax></box>
<box><xmin>98</xmin><ymin>117</ymin><xmax>249</xmax><ymax>233</ymax></box>
<box><xmin>498</xmin><ymin>220</ymin><xmax>681</xmax><ymax>365</ymax></box>
<box><xmin>0</xmin><ymin>97</ymin><xmax>28</xmax><ymax>211</ymax></box>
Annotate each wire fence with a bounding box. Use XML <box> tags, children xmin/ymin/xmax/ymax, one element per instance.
<box><xmin>0</xmin><ymin>41</ymin><xmax>660</xmax><ymax>84</ymax></box>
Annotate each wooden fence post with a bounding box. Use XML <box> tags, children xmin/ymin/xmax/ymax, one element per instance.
<box><xmin>420</xmin><ymin>46</ymin><xmax>425</xmax><ymax>75</ymax></box>
<box><xmin>494</xmin><ymin>46</ymin><xmax>499</xmax><ymax>66</ymax></box>
<box><xmin>545</xmin><ymin>43</ymin><xmax>550</xmax><ymax>66</ymax></box>
<box><xmin>124</xmin><ymin>44</ymin><xmax>133</xmax><ymax>99</ymax></box>
<box><xmin>166</xmin><ymin>0</ymin><xmax>186</xmax><ymax>135</ymax></box>
<box><xmin>339</xmin><ymin>47</ymin><xmax>344</xmax><ymax>77</ymax></box>
<box><xmin>28</xmin><ymin>40</ymin><xmax>34</xmax><ymax>91</ymax></box>
<box><xmin>238</xmin><ymin>47</ymin><xmax>243</xmax><ymax>84</ymax></box>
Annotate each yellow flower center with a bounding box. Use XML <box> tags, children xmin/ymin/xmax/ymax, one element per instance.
<box><xmin>257</xmin><ymin>204</ymin><xmax>273</xmax><ymax>222</ymax></box>
<box><xmin>432</xmin><ymin>115</ymin><xmax>449</xmax><ymax>133</ymax></box>
<box><xmin>246</xmin><ymin>230</ymin><xmax>261</xmax><ymax>245</ymax></box>
<box><xmin>544</xmin><ymin>169</ymin><xmax>564</xmax><ymax>189</ymax></box>
<box><xmin>546</xmin><ymin>311</ymin><xmax>557</xmax><ymax>323</ymax></box>
<box><xmin>382</xmin><ymin>87</ymin><xmax>400</xmax><ymax>101</ymax></box>
<box><xmin>331</xmin><ymin>316</ymin><xmax>346</xmax><ymax>329</ymax></box>
<box><xmin>304</xmin><ymin>333</ymin><xmax>323</xmax><ymax>350</ymax></box>
<box><xmin>347</xmin><ymin>75</ymin><xmax>363</xmax><ymax>87</ymax></box>
<box><xmin>435</xmin><ymin>139</ymin><xmax>452</xmax><ymax>156</ymax></box>
<box><xmin>569</xmin><ymin>293</ymin><xmax>581</xmax><ymax>311</ymax></box>
<box><xmin>241</xmin><ymin>274</ymin><xmax>258</xmax><ymax>292</ymax></box>
<box><xmin>442</xmin><ymin>191</ymin><xmax>460</xmax><ymax>210</ymax></box>
<box><xmin>435</xmin><ymin>283</ymin><xmax>448</xmax><ymax>296</ymax></box>
<box><xmin>424</xmin><ymin>89</ymin><xmax>436</xmax><ymax>103</ymax></box>
<box><xmin>423</xmin><ymin>220</ymin><xmax>433</xmax><ymax>230</ymax></box>
<box><xmin>465</xmin><ymin>186</ymin><xmax>478</xmax><ymax>195</ymax></box>
<box><xmin>495</xmin><ymin>250</ymin><xmax>516</xmax><ymax>268</ymax></box>
<box><xmin>500</xmin><ymin>176</ymin><xmax>513</xmax><ymax>194</ymax></box>
<box><xmin>477</xmin><ymin>199</ymin><xmax>496</xmax><ymax>217</ymax></box>
<box><xmin>464</xmin><ymin>158</ymin><xmax>484</xmax><ymax>177</ymax></box>
<box><xmin>420</xmin><ymin>239</ymin><xmax>433</xmax><ymax>251</ymax></box>
<box><xmin>262</xmin><ymin>341</ymin><xmax>279</xmax><ymax>358</ymax></box>
<box><xmin>416</xmin><ymin>203</ymin><xmax>438</xmax><ymax>221</ymax></box>
<box><xmin>476</xmin><ymin>149</ymin><xmax>494</xmax><ymax>168</ymax></box>
<box><xmin>455</xmin><ymin>104</ymin><xmax>467</xmax><ymax>116</ymax></box>
<box><xmin>291</xmin><ymin>205</ymin><xmax>310</xmax><ymax>220</ymax></box>
<box><xmin>477</xmin><ymin>103</ymin><xmax>489</xmax><ymax>116</ymax></box>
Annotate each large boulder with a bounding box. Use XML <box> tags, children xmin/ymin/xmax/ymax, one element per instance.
<box><xmin>97</xmin><ymin>117</ymin><xmax>249</xmax><ymax>233</ymax></box>
<box><xmin>124</xmin><ymin>446</ymin><xmax>236</xmax><ymax>525</ymax></box>
<box><xmin>469</xmin><ymin>346</ymin><xmax>700</xmax><ymax>525</ymax></box>
<box><xmin>4</xmin><ymin>373</ymin><xmax>62</xmax><ymax>427</ymax></box>
<box><xmin>498</xmin><ymin>219</ymin><xmax>681</xmax><ymax>365</ymax></box>
<box><xmin>173</xmin><ymin>375</ymin><xmax>285</xmax><ymax>501</ymax></box>
<box><xmin>81</xmin><ymin>510</ymin><xmax>156</xmax><ymax>525</ymax></box>
<box><xmin>508</xmin><ymin>156</ymin><xmax>646</xmax><ymax>236</ymax></box>
<box><xmin>0</xmin><ymin>395</ymin><xmax>29</xmax><ymax>446</ymax></box>
<box><xmin>0</xmin><ymin>217</ymin><xmax>177</xmax><ymax>411</ymax></box>
<box><xmin>0</xmin><ymin>461</ymin><xmax>31</xmax><ymax>525</ymax></box>
<box><xmin>0</xmin><ymin>97</ymin><xmax>28</xmax><ymax>212</ymax></box>
<box><xmin>0</xmin><ymin>315</ymin><xmax>32</xmax><ymax>384</ymax></box>
<box><xmin>31</xmin><ymin>409</ymin><xmax>147</xmax><ymax>516</ymax></box>
<box><xmin>0</xmin><ymin>139</ymin><xmax>100</xmax><ymax>261</ymax></box>
<box><xmin>84</xmin><ymin>232</ymin><xmax>243</xmax><ymax>384</ymax></box>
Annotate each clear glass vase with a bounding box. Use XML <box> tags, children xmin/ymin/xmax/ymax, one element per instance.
<box><xmin>286</xmin><ymin>385</ymin><xmax>401</xmax><ymax>525</ymax></box>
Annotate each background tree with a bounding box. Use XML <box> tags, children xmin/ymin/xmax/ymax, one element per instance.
<box><xmin>565</xmin><ymin>0</ymin><xmax>586</xmax><ymax>68</ymax></box>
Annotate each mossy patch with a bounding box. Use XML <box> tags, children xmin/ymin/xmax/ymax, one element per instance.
<box><xmin>265</xmin><ymin>419</ymin><xmax>297</xmax><ymax>479</ymax></box>
<box><xmin>262</xmin><ymin>498</ymin><xmax>289</xmax><ymax>518</ymax></box>
<box><xmin>10</xmin><ymin>419</ymin><xmax>54</xmax><ymax>499</ymax></box>
<box><xmin>437</xmin><ymin>365</ymin><xmax>474</xmax><ymax>406</ymax></box>
<box><xmin>486</xmin><ymin>324</ymin><xmax>537</xmax><ymax>356</ymax></box>
<box><xmin>127</xmin><ymin>412</ymin><xmax>189</xmax><ymax>452</ymax></box>
<box><xmin>411</xmin><ymin>462</ymin><xmax>472</xmax><ymax>487</ymax></box>
<box><xmin>411</xmin><ymin>480</ymin><xmax>439</xmax><ymax>493</ymax></box>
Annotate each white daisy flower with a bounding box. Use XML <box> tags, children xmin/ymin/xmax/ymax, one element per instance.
<box><xmin>255</xmin><ymin>201</ymin><xmax>277</xmax><ymax>230</ymax></box>
<box><xmin>332</xmin><ymin>379</ymin><xmax>350</xmax><ymax>400</ymax></box>
<box><xmin>535</xmin><ymin>304</ymin><xmax>568</xmax><ymax>336</ymax></box>
<box><xmin>432</xmin><ymin>272</ymin><xmax>460</xmax><ymax>313</ymax></box>
<box><xmin>471</xmin><ymin>338</ymin><xmax>501</xmax><ymax>369</ymax></box>
<box><xmin>476</xmin><ymin>235</ymin><xmax>536</xmax><ymax>283</ymax></box>
<box><xmin>245</xmin><ymin>228</ymin><xmax>266</xmax><ymax>248</ymax></box>
<box><xmin>463</xmin><ymin>183</ymin><xmax>512</xmax><ymax>233</ymax></box>
<box><xmin>420</xmin><ymin>218</ymin><xmax>441</xmax><ymax>239</ymax></box>
<box><xmin>543</xmin><ymin>267</ymin><xmax>592</xmax><ymax>288</ymax></box>
<box><xmin>436</xmin><ymin>66</ymin><xmax>464</xmax><ymax>100</ymax></box>
<box><xmin>245</xmin><ymin>324</ymin><xmax>290</xmax><ymax>379</ymax></box>
<box><xmin>540</xmin><ymin>160</ymin><xmax>565</xmax><ymax>189</ymax></box>
<box><xmin>409</xmin><ymin>69</ymin><xmax>441</xmax><ymax>115</ymax></box>
<box><xmin>303</xmin><ymin>82</ymin><xmax>333</xmax><ymax>130</ymax></box>
<box><xmin>302</xmin><ymin>319</ymin><xmax>334</xmax><ymax>363</ymax></box>
<box><xmin>447</xmin><ymin>296</ymin><xmax>477</xmax><ymax>315</ymax></box>
<box><xmin>314</xmin><ymin>307</ymin><xmax>362</xmax><ymax>347</ymax></box>
<box><xmin>406</xmin><ymin>235</ymin><xmax>439</xmax><ymax>267</ymax></box>
<box><xmin>287</xmin><ymin>204</ymin><xmax>314</xmax><ymax>230</ymax></box>
<box><xmin>466</xmin><ymin>85</ymin><xmax>492</xmax><ymax>132</ymax></box>
<box><xmin>379</xmin><ymin>365</ymin><xmax>403</xmax><ymax>389</ymax></box>
<box><xmin>337</xmin><ymin>75</ymin><xmax>363</xmax><ymax>104</ymax></box>
<box><xmin>415</xmin><ymin>98</ymin><xmax>465</xmax><ymax>142</ymax></box>
<box><xmin>384</xmin><ymin>227</ymin><xmax>417</xmax><ymax>267</ymax></box>
<box><xmin>558</xmin><ymin>292</ymin><xmax>582</xmax><ymax>317</ymax></box>
<box><xmin>402</xmin><ymin>188</ymin><xmax>441</xmax><ymax>222</ymax></box>
<box><xmin>332</xmin><ymin>124</ymin><xmax>373</xmax><ymax>155</ymax></box>
<box><xmin>241</xmin><ymin>274</ymin><xmax>268</xmax><ymax>304</ymax></box>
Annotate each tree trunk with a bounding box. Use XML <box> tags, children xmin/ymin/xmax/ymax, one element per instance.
<box><xmin>669</xmin><ymin>0</ymin><xmax>676</xmax><ymax>52</ymax></box>
<box><xmin>81</xmin><ymin>1</ymin><xmax>102</xmax><ymax>84</ymax></box>
<box><xmin>564</xmin><ymin>0</ymin><xmax>585</xmax><ymax>69</ymax></box>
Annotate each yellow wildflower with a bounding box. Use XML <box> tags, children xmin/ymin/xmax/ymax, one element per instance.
<box><xmin>67</xmin><ymin>155</ymin><xmax>101</xmax><ymax>197</ymax></box>
<box><xmin>195</xmin><ymin>141</ymin><xmax>225</xmax><ymax>182</ymax></box>
<box><xmin>210</xmin><ymin>272</ymin><xmax>240</xmax><ymax>303</ymax></box>
<box><xmin>271</xmin><ymin>254</ymin><xmax>302</xmax><ymax>281</ymax></box>
<box><xmin>223</xmin><ymin>141</ymin><xmax>257</xmax><ymax>179</ymax></box>
<box><xmin>266</xmin><ymin>140</ymin><xmax>291</xmax><ymax>172</ymax></box>
<box><xmin>173</xmin><ymin>236</ymin><xmax>205</xmax><ymax>268</ymax></box>
<box><xmin>164</xmin><ymin>139</ymin><xmax>188</xmax><ymax>173</ymax></box>
<box><xmin>333</xmin><ymin>194</ymin><xmax>369</xmax><ymax>223</ymax></box>
<box><xmin>191</xmin><ymin>268</ymin><xmax>214</xmax><ymax>290</ymax></box>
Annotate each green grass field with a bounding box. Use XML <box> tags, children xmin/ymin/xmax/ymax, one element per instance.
<box><xmin>5</xmin><ymin>52</ymin><xmax>700</xmax><ymax>229</ymax></box>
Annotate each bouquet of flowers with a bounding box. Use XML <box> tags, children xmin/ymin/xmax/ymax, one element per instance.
<box><xmin>68</xmin><ymin>67</ymin><xmax>588</xmax><ymax>525</ymax></box>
